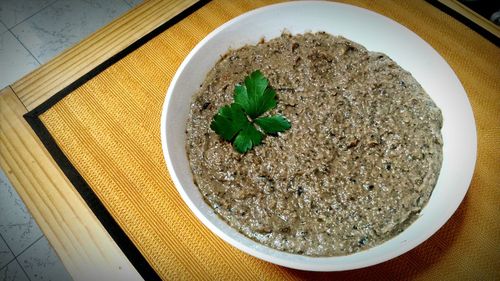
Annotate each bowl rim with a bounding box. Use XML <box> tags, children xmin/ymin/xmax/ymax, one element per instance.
<box><xmin>160</xmin><ymin>0</ymin><xmax>477</xmax><ymax>271</ymax></box>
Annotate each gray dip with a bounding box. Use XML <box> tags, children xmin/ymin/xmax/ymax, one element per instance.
<box><xmin>185</xmin><ymin>32</ymin><xmax>443</xmax><ymax>256</ymax></box>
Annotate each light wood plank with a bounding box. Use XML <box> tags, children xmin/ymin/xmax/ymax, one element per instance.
<box><xmin>12</xmin><ymin>0</ymin><xmax>198</xmax><ymax>111</ymax></box>
<box><xmin>0</xmin><ymin>87</ymin><xmax>143</xmax><ymax>281</ymax></box>
<box><xmin>437</xmin><ymin>0</ymin><xmax>500</xmax><ymax>38</ymax></box>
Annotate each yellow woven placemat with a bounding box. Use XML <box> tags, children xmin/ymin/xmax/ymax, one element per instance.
<box><xmin>37</xmin><ymin>0</ymin><xmax>499</xmax><ymax>280</ymax></box>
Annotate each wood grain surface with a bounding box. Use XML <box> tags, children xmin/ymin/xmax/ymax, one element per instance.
<box><xmin>0</xmin><ymin>88</ymin><xmax>142</xmax><ymax>281</ymax></box>
<box><xmin>437</xmin><ymin>0</ymin><xmax>500</xmax><ymax>38</ymax></box>
<box><xmin>1</xmin><ymin>0</ymin><xmax>498</xmax><ymax>280</ymax></box>
<box><xmin>11</xmin><ymin>0</ymin><xmax>198</xmax><ymax>111</ymax></box>
<box><xmin>1</xmin><ymin>0</ymin><xmax>199</xmax><ymax>280</ymax></box>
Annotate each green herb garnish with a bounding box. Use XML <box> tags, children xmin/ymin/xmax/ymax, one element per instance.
<box><xmin>210</xmin><ymin>70</ymin><xmax>291</xmax><ymax>153</ymax></box>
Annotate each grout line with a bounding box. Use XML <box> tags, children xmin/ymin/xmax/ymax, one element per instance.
<box><xmin>14</xmin><ymin>256</ymin><xmax>32</xmax><ymax>281</ymax></box>
<box><xmin>14</xmin><ymin>235</ymin><xmax>44</xmax><ymax>281</ymax></box>
<box><xmin>121</xmin><ymin>0</ymin><xmax>133</xmax><ymax>8</ymax></box>
<box><xmin>0</xmin><ymin>233</ymin><xmax>16</xmax><ymax>271</ymax></box>
<box><xmin>0</xmin><ymin>234</ymin><xmax>43</xmax><ymax>281</ymax></box>
<box><xmin>9</xmin><ymin>30</ymin><xmax>42</xmax><ymax>65</ymax></box>
<box><xmin>0</xmin><ymin>260</ymin><xmax>19</xmax><ymax>275</ymax></box>
<box><xmin>13</xmin><ymin>235</ymin><xmax>43</xmax><ymax>259</ymax></box>
<box><xmin>6</xmin><ymin>0</ymin><xmax>59</xmax><ymax>31</ymax></box>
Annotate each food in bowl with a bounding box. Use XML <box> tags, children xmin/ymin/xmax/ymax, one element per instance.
<box><xmin>185</xmin><ymin>32</ymin><xmax>443</xmax><ymax>256</ymax></box>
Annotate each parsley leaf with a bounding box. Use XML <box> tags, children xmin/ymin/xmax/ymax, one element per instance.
<box><xmin>255</xmin><ymin>115</ymin><xmax>291</xmax><ymax>134</ymax></box>
<box><xmin>234</xmin><ymin>70</ymin><xmax>277</xmax><ymax>119</ymax></box>
<box><xmin>234</xmin><ymin>123</ymin><xmax>264</xmax><ymax>153</ymax></box>
<box><xmin>210</xmin><ymin>103</ymin><xmax>249</xmax><ymax>141</ymax></box>
<box><xmin>211</xmin><ymin>70</ymin><xmax>291</xmax><ymax>153</ymax></box>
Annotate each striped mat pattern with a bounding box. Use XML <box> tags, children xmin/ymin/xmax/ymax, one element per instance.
<box><xmin>37</xmin><ymin>0</ymin><xmax>499</xmax><ymax>279</ymax></box>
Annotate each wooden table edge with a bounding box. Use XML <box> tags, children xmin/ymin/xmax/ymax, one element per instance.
<box><xmin>11</xmin><ymin>0</ymin><xmax>199</xmax><ymax>111</ymax></box>
<box><xmin>0</xmin><ymin>1</ymin><xmax>200</xmax><ymax>280</ymax></box>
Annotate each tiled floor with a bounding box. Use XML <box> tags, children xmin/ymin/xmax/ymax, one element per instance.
<box><xmin>0</xmin><ymin>0</ymin><xmax>142</xmax><ymax>280</ymax></box>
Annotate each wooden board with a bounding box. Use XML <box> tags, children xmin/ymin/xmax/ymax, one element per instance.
<box><xmin>436</xmin><ymin>0</ymin><xmax>500</xmax><ymax>38</ymax></box>
<box><xmin>1</xmin><ymin>0</ymin><xmax>199</xmax><ymax>280</ymax></box>
<box><xmin>11</xmin><ymin>0</ymin><xmax>198</xmax><ymax>111</ymax></box>
<box><xmin>0</xmin><ymin>87</ymin><xmax>142</xmax><ymax>281</ymax></box>
<box><xmin>1</xmin><ymin>0</ymin><xmax>498</xmax><ymax>280</ymax></box>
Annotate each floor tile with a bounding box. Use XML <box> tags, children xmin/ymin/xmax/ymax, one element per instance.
<box><xmin>123</xmin><ymin>0</ymin><xmax>143</xmax><ymax>8</ymax></box>
<box><xmin>0</xmin><ymin>236</ymin><xmax>14</xmax><ymax>270</ymax></box>
<box><xmin>0</xmin><ymin>0</ymin><xmax>54</xmax><ymax>29</ymax></box>
<box><xmin>0</xmin><ymin>31</ymin><xmax>39</xmax><ymax>89</ymax></box>
<box><xmin>18</xmin><ymin>237</ymin><xmax>72</xmax><ymax>281</ymax></box>
<box><xmin>0</xmin><ymin>170</ymin><xmax>43</xmax><ymax>256</ymax></box>
<box><xmin>11</xmin><ymin>0</ymin><xmax>130</xmax><ymax>64</ymax></box>
<box><xmin>0</xmin><ymin>260</ymin><xmax>29</xmax><ymax>281</ymax></box>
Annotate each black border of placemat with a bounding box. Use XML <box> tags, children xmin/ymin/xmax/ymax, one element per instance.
<box><xmin>23</xmin><ymin>1</ymin><xmax>209</xmax><ymax>280</ymax></box>
<box><xmin>427</xmin><ymin>0</ymin><xmax>500</xmax><ymax>46</ymax></box>
<box><xmin>20</xmin><ymin>1</ymin><xmax>497</xmax><ymax>280</ymax></box>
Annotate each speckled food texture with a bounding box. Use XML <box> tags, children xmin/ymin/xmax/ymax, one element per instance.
<box><xmin>185</xmin><ymin>32</ymin><xmax>443</xmax><ymax>256</ymax></box>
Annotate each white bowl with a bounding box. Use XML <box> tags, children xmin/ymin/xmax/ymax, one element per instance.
<box><xmin>160</xmin><ymin>1</ymin><xmax>476</xmax><ymax>271</ymax></box>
